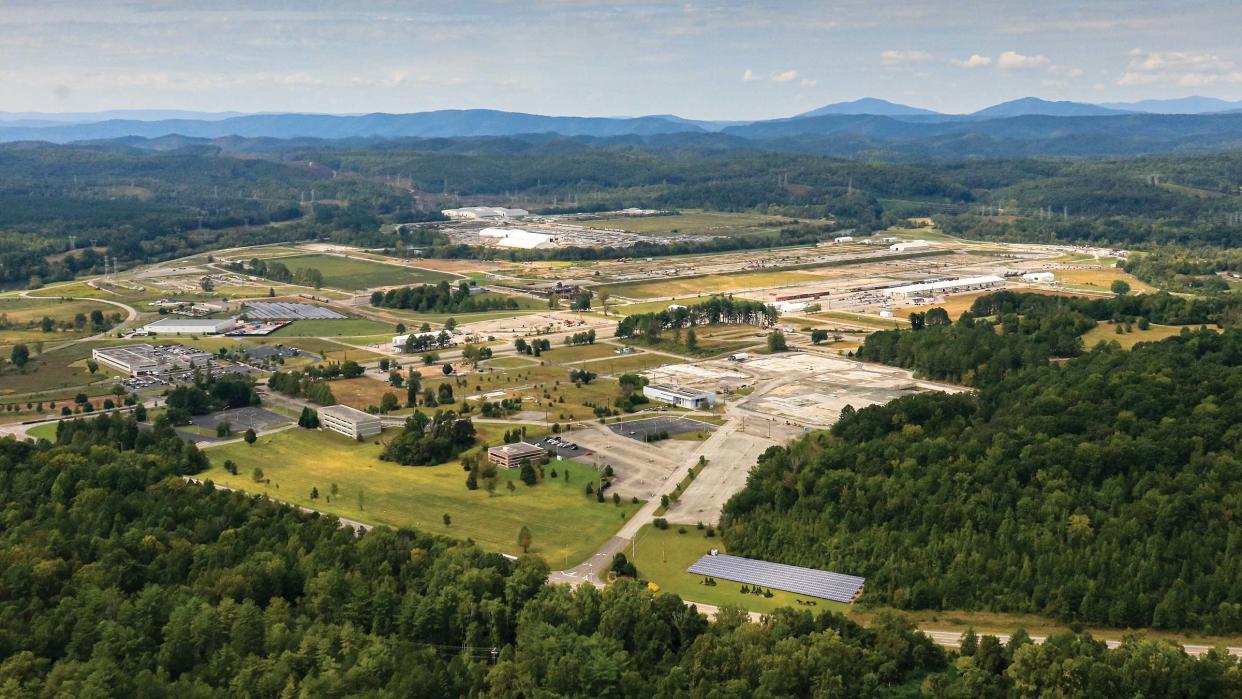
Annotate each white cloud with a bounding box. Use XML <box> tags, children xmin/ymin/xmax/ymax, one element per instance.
<box><xmin>741</xmin><ymin>68</ymin><xmax>758</xmax><ymax>82</ymax></box>
<box><xmin>881</xmin><ymin>50</ymin><xmax>931</xmax><ymax>65</ymax></box>
<box><xmin>772</xmin><ymin>70</ymin><xmax>799</xmax><ymax>82</ymax></box>
<box><xmin>951</xmin><ymin>54</ymin><xmax>992</xmax><ymax>68</ymax></box>
<box><xmin>799</xmin><ymin>78</ymin><xmax>817</xmax><ymax>87</ymax></box>
<box><xmin>1118</xmin><ymin>50</ymin><xmax>1242</xmax><ymax>86</ymax></box>
<box><xmin>997</xmin><ymin>51</ymin><xmax>1051</xmax><ymax>70</ymax></box>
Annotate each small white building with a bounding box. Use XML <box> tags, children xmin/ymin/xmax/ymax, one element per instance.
<box><xmin>318</xmin><ymin>404</ymin><xmax>382</xmax><ymax>440</ymax></box>
<box><xmin>775</xmin><ymin>300</ymin><xmax>810</xmax><ymax>314</ymax></box>
<box><xmin>643</xmin><ymin>383</ymin><xmax>718</xmax><ymax>409</ymax></box>
<box><xmin>477</xmin><ymin>227</ymin><xmax>555</xmax><ymax>249</ymax></box>
<box><xmin>441</xmin><ymin>206</ymin><xmax>528</xmax><ymax>221</ymax></box>
<box><xmin>833</xmin><ymin>236</ymin><xmax>854</xmax><ymax>243</ymax></box>
<box><xmin>1022</xmin><ymin>271</ymin><xmax>1056</xmax><ymax>283</ymax></box>
<box><xmin>140</xmin><ymin>317</ymin><xmax>238</xmax><ymax>335</ymax></box>
<box><xmin>889</xmin><ymin>240</ymin><xmax>931</xmax><ymax>253</ymax></box>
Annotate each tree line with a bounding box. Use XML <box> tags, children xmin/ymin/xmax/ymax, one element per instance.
<box><xmin>370</xmin><ymin>280</ymin><xmax>519</xmax><ymax>313</ymax></box>
<box><xmin>616</xmin><ymin>295</ymin><xmax>778</xmax><ymax>340</ymax></box>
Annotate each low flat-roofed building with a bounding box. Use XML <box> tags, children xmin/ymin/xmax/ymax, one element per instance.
<box><xmin>883</xmin><ymin>275</ymin><xmax>1005</xmax><ymax>299</ymax></box>
<box><xmin>1022</xmin><ymin>271</ymin><xmax>1056</xmax><ymax>283</ymax></box>
<box><xmin>141</xmin><ymin>317</ymin><xmax>238</xmax><ymax>335</ymax></box>
<box><xmin>643</xmin><ymin>383</ymin><xmax>718</xmax><ymax>409</ymax></box>
<box><xmin>92</xmin><ymin>344</ymin><xmax>161</xmax><ymax>376</ymax></box>
<box><xmin>319</xmin><ymin>404</ymin><xmax>383</xmax><ymax>440</ymax></box>
<box><xmin>487</xmin><ymin>442</ymin><xmax>546</xmax><ymax>469</ymax></box>
<box><xmin>889</xmin><ymin>240</ymin><xmax>931</xmax><ymax>252</ymax></box>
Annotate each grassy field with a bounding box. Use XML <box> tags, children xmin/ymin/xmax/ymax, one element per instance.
<box><xmin>538</xmin><ymin>343</ymin><xmax>621</xmax><ymax>363</ymax></box>
<box><xmin>25</xmin><ymin>422</ymin><xmax>59</xmax><ymax>441</ymax></box>
<box><xmin>1081</xmin><ymin>322</ymin><xmax>1215</xmax><ymax>350</ymax></box>
<box><xmin>202</xmin><ymin>427</ymin><xmax>637</xmax><ymax>564</ymax></box>
<box><xmin>269</xmin><ymin>254</ymin><xmax>459</xmax><ymax>290</ymax></box>
<box><xmin>1054</xmin><ymin>267</ymin><xmax>1155</xmax><ymax>294</ymax></box>
<box><xmin>577</xmin><ymin>352</ymin><xmax>673</xmax><ymax>375</ymax></box>
<box><xmin>0</xmin><ymin>297</ymin><xmax>123</xmax><ymax>348</ymax></box>
<box><xmin>326</xmin><ymin>376</ymin><xmax>404</xmax><ymax>411</ymax></box>
<box><xmin>575</xmin><ymin>210</ymin><xmax>809</xmax><ymax>237</ymax></box>
<box><xmin>801</xmin><ymin>310</ymin><xmax>906</xmax><ymax>330</ymax></box>
<box><xmin>484</xmin><ymin>356</ymin><xmax>539</xmax><ymax>369</ymax></box>
<box><xmin>270</xmin><ymin>318</ymin><xmax>395</xmax><ymax>337</ymax></box>
<box><xmin>603</xmin><ymin>270</ymin><xmax>823</xmax><ymax>299</ymax></box>
<box><xmin>253</xmin><ymin>337</ymin><xmax>384</xmax><ymax>363</ymax></box>
<box><xmin>624</xmin><ymin>324</ymin><xmax>761</xmax><ymax>359</ymax></box>
<box><xmin>630</xmin><ymin>524</ymin><xmax>849</xmax><ymax>615</ymax></box>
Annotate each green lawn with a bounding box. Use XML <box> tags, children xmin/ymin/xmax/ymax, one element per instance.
<box><xmin>630</xmin><ymin>524</ymin><xmax>850</xmax><ymax>615</ymax></box>
<box><xmin>270</xmin><ymin>254</ymin><xmax>459</xmax><ymax>290</ymax></box>
<box><xmin>575</xmin><ymin>210</ymin><xmax>814</xmax><ymax>237</ymax></box>
<box><xmin>602</xmin><ymin>270</ymin><xmax>823</xmax><ymax>299</ymax></box>
<box><xmin>202</xmin><ymin>427</ymin><xmax>638</xmax><ymax>565</ymax></box>
<box><xmin>484</xmin><ymin>356</ymin><xmax>539</xmax><ymax>369</ymax></box>
<box><xmin>539</xmin><ymin>343</ymin><xmax>620</xmax><ymax>364</ymax></box>
<box><xmin>577</xmin><ymin>352</ymin><xmax>676</xmax><ymax>374</ymax></box>
<box><xmin>0</xmin><ymin>296</ymin><xmax>123</xmax><ymax>349</ymax></box>
<box><xmin>270</xmin><ymin>318</ymin><xmax>395</xmax><ymax>337</ymax></box>
<box><xmin>25</xmin><ymin>422</ymin><xmax>59</xmax><ymax>441</ymax></box>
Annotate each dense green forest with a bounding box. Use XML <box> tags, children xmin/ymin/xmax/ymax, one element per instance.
<box><xmin>3</xmin><ymin>415</ymin><xmax>1241</xmax><ymax>696</ymax></box>
<box><xmin>724</xmin><ymin>292</ymin><xmax>1242</xmax><ymax>633</ymax></box>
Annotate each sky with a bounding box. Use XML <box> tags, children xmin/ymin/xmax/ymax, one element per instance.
<box><xmin>3</xmin><ymin>0</ymin><xmax>1242</xmax><ymax>119</ymax></box>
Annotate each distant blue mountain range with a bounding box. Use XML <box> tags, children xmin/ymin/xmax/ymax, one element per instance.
<box><xmin>3</xmin><ymin>97</ymin><xmax>1242</xmax><ymax>159</ymax></box>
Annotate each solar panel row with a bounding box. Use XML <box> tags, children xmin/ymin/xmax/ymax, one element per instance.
<box><xmin>244</xmin><ymin>302</ymin><xmax>347</xmax><ymax>320</ymax></box>
<box><xmin>687</xmin><ymin>553</ymin><xmax>864</xmax><ymax>603</ymax></box>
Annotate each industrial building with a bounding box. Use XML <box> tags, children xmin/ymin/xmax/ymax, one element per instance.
<box><xmin>318</xmin><ymin>404</ymin><xmax>383</xmax><ymax>440</ymax></box>
<box><xmin>487</xmin><ymin>442</ymin><xmax>546</xmax><ymax>469</ymax></box>
<box><xmin>833</xmin><ymin>235</ymin><xmax>854</xmax><ymax>243</ymax></box>
<box><xmin>477</xmin><ymin>227</ymin><xmax>556</xmax><ymax>250</ymax></box>
<box><xmin>883</xmin><ymin>275</ymin><xmax>1006</xmax><ymax>299</ymax></box>
<box><xmin>889</xmin><ymin>240</ymin><xmax>931</xmax><ymax>252</ymax></box>
<box><xmin>91</xmin><ymin>343</ymin><xmax>213</xmax><ymax>377</ymax></box>
<box><xmin>243</xmin><ymin>301</ymin><xmax>346</xmax><ymax>320</ymax></box>
<box><xmin>1022</xmin><ymin>271</ymin><xmax>1056</xmax><ymax>283</ymax></box>
<box><xmin>441</xmin><ymin>206</ymin><xmax>529</xmax><ymax>221</ymax></box>
<box><xmin>643</xmin><ymin>383</ymin><xmax>719</xmax><ymax>409</ymax></box>
<box><xmin>140</xmin><ymin>317</ymin><xmax>238</xmax><ymax>335</ymax></box>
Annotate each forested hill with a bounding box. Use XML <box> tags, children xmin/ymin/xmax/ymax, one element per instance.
<box><xmin>723</xmin><ymin>321</ymin><xmax>1242</xmax><ymax>633</ymax></box>
<box><xmin>4</xmin><ymin>414</ymin><xmax>1242</xmax><ymax>694</ymax></box>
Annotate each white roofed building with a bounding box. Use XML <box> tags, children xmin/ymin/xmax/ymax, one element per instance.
<box><xmin>140</xmin><ymin>317</ymin><xmax>238</xmax><ymax>335</ymax></box>
<box><xmin>477</xmin><ymin>227</ymin><xmax>556</xmax><ymax>249</ymax></box>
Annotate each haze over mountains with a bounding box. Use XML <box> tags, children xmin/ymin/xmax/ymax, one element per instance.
<box><xmin>4</xmin><ymin>95</ymin><xmax>1242</xmax><ymax>159</ymax></box>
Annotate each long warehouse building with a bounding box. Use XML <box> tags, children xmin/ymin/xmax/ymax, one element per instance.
<box><xmin>883</xmin><ymin>275</ymin><xmax>1005</xmax><ymax>299</ymax></box>
<box><xmin>140</xmin><ymin>317</ymin><xmax>238</xmax><ymax>335</ymax></box>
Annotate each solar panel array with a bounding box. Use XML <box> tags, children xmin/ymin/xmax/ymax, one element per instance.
<box><xmin>687</xmin><ymin>553</ymin><xmax>865</xmax><ymax>603</ymax></box>
<box><xmin>243</xmin><ymin>302</ymin><xmax>346</xmax><ymax>320</ymax></box>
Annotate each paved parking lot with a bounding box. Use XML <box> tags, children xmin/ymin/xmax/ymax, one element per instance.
<box><xmin>189</xmin><ymin>406</ymin><xmax>292</xmax><ymax>433</ymax></box>
<box><xmin>609</xmin><ymin>416</ymin><xmax>716</xmax><ymax>442</ymax></box>
<box><xmin>528</xmin><ymin>435</ymin><xmax>593</xmax><ymax>458</ymax></box>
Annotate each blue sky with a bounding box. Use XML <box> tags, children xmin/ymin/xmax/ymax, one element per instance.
<box><xmin>3</xmin><ymin>1</ymin><xmax>1242</xmax><ymax>118</ymax></box>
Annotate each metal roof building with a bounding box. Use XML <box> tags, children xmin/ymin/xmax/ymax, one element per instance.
<box><xmin>643</xmin><ymin>383</ymin><xmax>718</xmax><ymax>409</ymax></box>
<box><xmin>883</xmin><ymin>275</ymin><xmax>1005</xmax><ymax>298</ymax></box>
<box><xmin>140</xmin><ymin>317</ymin><xmax>238</xmax><ymax>335</ymax></box>
<box><xmin>688</xmin><ymin>553</ymin><xmax>865</xmax><ymax>603</ymax></box>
